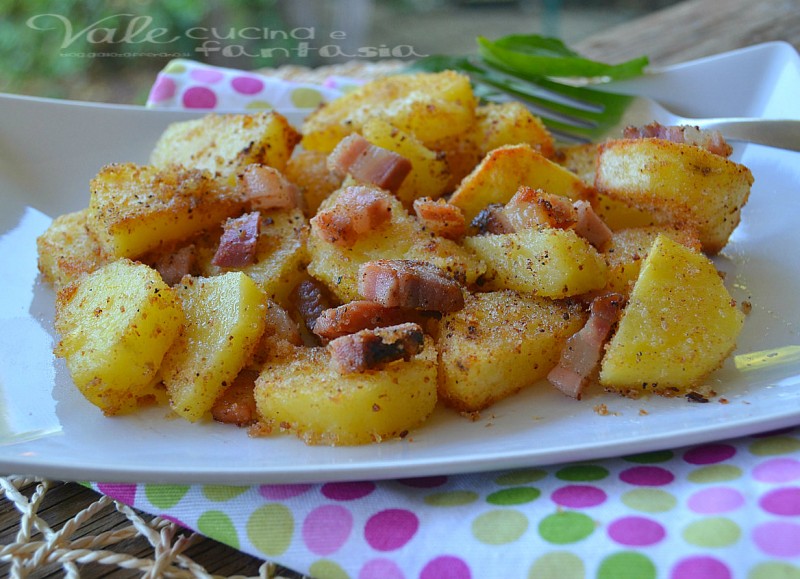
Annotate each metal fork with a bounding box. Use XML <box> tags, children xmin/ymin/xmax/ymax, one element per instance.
<box><xmin>475</xmin><ymin>71</ymin><xmax>800</xmax><ymax>151</ymax></box>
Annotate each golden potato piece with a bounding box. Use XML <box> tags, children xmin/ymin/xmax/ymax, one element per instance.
<box><xmin>54</xmin><ymin>258</ymin><xmax>183</xmax><ymax>415</ymax></box>
<box><xmin>600</xmin><ymin>234</ymin><xmax>745</xmax><ymax>396</ymax></box>
<box><xmin>450</xmin><ymin>144</ymin><xmax>591</xmax><ymax>224</ymax></box>
<box><xmin>301</xmin><ymin>71</ymin><xmax>477</xmax><ymax>152</ymax></box>
<box><xmin>37</xmin><ymin>209</ymin><xmax>111</xmax><ymax>290</ymax></box>
<box><xmin>595</xmin><ymin>139</ymin><xmax>753</xmax><ymax>253</ymax></box>
<box><xmin>255</xmin><ymin>338</ymin><xmax>438</xmax><ymax>445</ymax></box>
<box><xmin>284</xmin><ymin>149</ymin><xmax>342</xmax><ymax>216</ymax></box>
<box><xmin>87</xmin><ymin>163</ymin><xmax>243</xmax><ymax>259</ymax></box>
<box><xmin>161</xmin><ymin>272</ymin><xmax>267</xmax><ymax>422</ymax></box>
<box><xmin>474</xmin><ymin>102</ymin><xmax>555</xmax><ymax>159</ymax></box>
<box><xmin>464</xmin><ymin>228</ymin><xmax>607</xmax><ymax>298</ymax></box>
<box><xmin>150</xmin><ymin>112</ymin><xmax>300</xmax><ymax>175</ymax></box>
<box><xmin>437</xmin><ymin>291</ymin><xmax>586</xmax><ymax>412</ymax></box>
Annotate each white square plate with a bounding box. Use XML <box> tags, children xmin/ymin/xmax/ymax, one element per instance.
<box><xmin>1</xmin><ymin>42</ymin><xmax>799</xmax><ymax>484</ymax></box>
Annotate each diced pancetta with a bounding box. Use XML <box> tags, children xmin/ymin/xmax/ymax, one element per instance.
<box><xmin>327</xmin><ymin>133</ymin><xmax>412</xmax><ymax>193</ymax></box>
<box><xmin>358</xmin><ymin>259</ymin><xmax>465</xmax><ymax>313</ymax></box>
<box><xmin>239</xmin><ymin>164</ymin><xmax>302</xmax><ymax>210</ymax></box>
<box><xmin>572</xmin><ymin>200</ymin><xmax>613</xmax><ymax>251</ymax></box>
<box><xmin>309</xmin><ymin>185</ymin><xmax>393</xmax><ymax>247</ymax></box>
<box><xmin>211</xmin><ymin>211</ymin><xmax>261</xmax><ymax>268</ymax></box>
<box><xmin>547</xmin><ymin>292</ymin><xmax>625</xmax><ymax>400</ymax></box>
<box><xmin>327</xmin><ymin>322</ymin><xmax>425</xmax><ymax>373</ymax></box>
<box><xmin>211</xmin><ymin>369</ymin><xmax>259</xmax><ymax>427</ymax></box>
<box><xmin>313</xmin><ymin>300</ymin><xmax>430</xmax><ymax>340</ymax></box>
<box><xmin>623</xmin><ymin>122</ymin><xmax>733</xmax><ymax>157</ymax></box>
<box><xmin>289</xmin><ymin>278</ymin><xmax>335</xmax><ymax>334</ymax></box>
<box><xmin>413</xmin><ymin>197</ymin><xmax>467</xmax><ymax>240</ymax></box>
<box><xmin>153</xmin><ymin>244</ymin><xmax>196</xmax><ymax>286</ymax></box>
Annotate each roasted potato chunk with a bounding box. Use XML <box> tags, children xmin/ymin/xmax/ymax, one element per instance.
<box><xmin>87</xmin><ymin>163</ymin><xmax>243</xmax><ymax>259</ymax></box>
<box><xmin>37</xmin><ymin>209</ymin><xmax>111</xmax><ymax>290</ymax></box>
<box><xmin>255</xmin><ymin>337</ymin><xmax>438</xmax><ymax>445</ymax></box>
<box><xmin>160</xmin><ymin>272</ymin><xmax>267</xmax><ymax>422</ymax></box>
<box><xmin>450</xmin><ymin>144</ymin><xmax>591</xmax><ymax>224</ymax></box>
<box><xmin>600</xmin><ymin>234</ymin><xmax>745</xmax><ymax>395</ymax></box>
<box><xmin>150</xmin><ymin>112</ymin><xmax>300</xmax><ymax>175</ymax></box>
<box><xmin>595</xmin><ymin>138</ymin><xmax>753</xmax><ymax>253</ymax></box>
<box><xmin>301</xmin><ymin>71</ymin><xmax>477</xmax><ymax>152</ymax></box>
<box><xmin>437</xmin><ymin>291</ymin><xmax>586</xmax><ymax>412</ymax></box>
<box><xmin>474</xmin><ymin>102</ymin><xmax>555</xmax><ymax>159</ymax></box>
<box><xmin>465</xmin><ymin>228</ymin><xmax>607</xmax><ymax>298</ymax></box>
<box><xmin>54</xmin><ymin>258</ymin><xmax>183</xmax><ymax>415</ymax></box>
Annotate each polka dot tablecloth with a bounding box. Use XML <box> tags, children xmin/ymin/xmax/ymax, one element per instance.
<box><xmin>89</xmin><ymin>428</ymin><xmax>800</xmax><ymax>579</ymax></box>
<box><xmin>137</xmin><ymin>60</ymin><xmax>800</xmax><ymax>578</ymax></box>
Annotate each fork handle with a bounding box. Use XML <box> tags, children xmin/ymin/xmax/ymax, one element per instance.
<box><xmin>692</xmin><ymin>119</ymin><xmax>800</xmax><ymax>152</ymax></box>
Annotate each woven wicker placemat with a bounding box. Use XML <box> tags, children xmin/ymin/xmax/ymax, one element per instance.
<box><xmin>0</xmin><ymin>476</ymin><xmax>306</xmax><ymax>578</ymax></box>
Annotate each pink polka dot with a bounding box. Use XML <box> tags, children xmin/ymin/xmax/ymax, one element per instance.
<box><xmin>619</xmin><ymin>466</ymin><xmax>675</xmax><ymax>486</ymax></box>
<box><xmin>551</xmin><ymin>485</ymin><xmax>607</xmax><ymax>508</ymax></box>
<box><xmin>420</xmin><ymin>556</ymin><xmax>471</xmax><ymax>579</ymax></box>
<box><xmin>607</xmin><ymin>516</ymin><xmax>665</xmax><ymax>546</ymax></box>
<box><xmin>760</xmin><ymin>487</ymin><xmax>800</xmax><ymax>516</ymax></box>
<box><xmin>148</xmin><ymin>76</ymin><xmax>175</xmax><ymax>103</ymax></box>
<box><xmin>231</xmin><ymin>75</ymin><xmax>265</xmax><ymax>95</ymax></box>
<box><xmin>359</xmin><ymin>558</ymin><xmax>405</xmax><ymax>579</ymax></box>
<box><xmin>753</xmin><ymin>521</ymin><xmax>800</xmax><ymax>557</ymax></box>
<box><xmin>753</xmin><ymin>458</ymin><xmax>800</xmax><ymax>483</ymax></box>
<box><xmin>397</xmin><ymin>476</ymin><xmax>448</xmax><ymax>488</ymax></box>
<box><xmin>364</xmin><ymin>509</ymin><xmax>419</xmax><ymax>551</ymax></box>
<box><xmin>258</xmin><ymin>484</ymin><xmax>312</xmax><ymax>500</ymax></box>
<box><xmin>671</xmin><ymin>556</ymin><xmax>731</xmax><ymax>579</ymax></box>
<box><xmin>687</xmin><ymin>487</ymin><xmax>745</xmax><ymax>514</ymax></box>
<box><xmin>322</xmin><ymin>481</ymin><xmax>376</xmax><ymax>501</ymax></box>
<box><xmin>302</xmin><ymin>504</ymin><xmax>352</xmax><ymax>556</ymax></box>
<box><xmin>182</xmin><ymin>86</ymin><xmax>217</xmax><ymax>109</ymax></box>
<box><xmin>189</xmin><ymin>68</ymin><xmax>225</xmax><ymax>84</ymax></box>
<box><xmin>683</xmin><ymin>444</ymin><xmax>736</xmax><ymax>465</ymax></box>
<box><xmin>97</xmin><ymin>483</ymin><xmax>136</xmax><ymax>505</ymax></box>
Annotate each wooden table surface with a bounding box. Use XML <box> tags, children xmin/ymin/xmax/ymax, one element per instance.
<box><xmin>3</xmin><ymin>0</ymin><xmax>798</xmax><ymax>576</ymax></box>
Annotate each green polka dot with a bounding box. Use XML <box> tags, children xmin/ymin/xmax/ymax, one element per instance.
<box><xmin>202</xmin><ymin>485</ymin><xmax>248</xmax><ymax>502</ymax></box>
<box><xmin>538</xmin><ymin>511</ymin><xmax>595</xmax><ymax>544</ymax></box>
<box><xmin>487</xmin><ymin>487</ymin><xmax>541</xmax><ymax>506</ymax></box>
<box><xmin>683</xmin><ymin>517</ymin><xmax>741</xmax><ymax>547</ymax></box>
<box><xmin>528</xmin><ymin>551</ymin><xmax>585</xmax><ymax>579</ymax></box>
<box><xmin>621</xmin><ymin>489</ymin><xmax>676</xmax><ymax>513</ymax></box>
<box><xmin>247</xmin><ymin>504</ymin><xmax>294</xmax><ymax>556</ymax></box>
<box><xmin>749</xmin><ymin>436</ymin><xmax>800</xmax><ymax>456</ymax></box>
<box><xmin>291</xmin><ymin>88</ymin><xmax>324</xmax><ymax>108</ymax></box>
<box><xmin>623</xmin><ymin>450</ymin><xmax>674</xmax><ymax>463</ymax></box>
<box><xmin>424</xmin><ymin>490</ymin><xmax>479</xmax><ymax>507</ymax></box>
<box><xmin>687</xmin><ymin>464</ymin><xmax>742</xmax><ymax>483</ymax></box>
<box><xmin>749</xmin><ymin>561</ymin><xmax>800</xmax><ymax>579</ymax></box>
<box><xmin>245</xmin><ymin>100</ymin><xmax>273</xmax><ymax>110</ymax></box>
<box><xmin>472</xmin><ymin>509</ymin><xmax>528</xmax><ymax>545</ymax></box>
<box><xmin>144</xmin><ymin>484</ymin><xmax>190</xmax><ymax>509</ymax></box>
<box><xmin>163</xmin><ymin>61</ymin><xmax>187</xmax><ymax>73</ymax></box>
<box><xmin>308</xmin><ymin>560</ymin><xmax>349</xmax><ymax>579</ymax></box>
<box><xmin>555</xmin><ymin>465</ymin><xmax>609</xmax><ymax>482</ymax></box>
<box><xmin>495</xmin><ymin>469</ymin><xmax>547</xmax><ymax>485</ymax></box>
<box><xmin>197</xmin><ymin>510</ymin><xmax>239</xmax><ymax>549</ymax></box>
<box><xmin>597</xmin><ymin>552</ymin><xmax>656</xmax><ymax>579</ymax></box>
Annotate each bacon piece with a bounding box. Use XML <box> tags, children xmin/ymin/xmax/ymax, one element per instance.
<box><xmin>289</xmin><ymin>279</ymin><xmax>335</xmax><ymax>333</ymax></box>
<box><xmin>327</xmin><ymin>133</ymin><xmax>412</xmax><ymax>193</ymax></box>
<box><xmin>572</xmin><ymin>200</ymin><xmax>613</xmax><ymax>251</ymax></box>
<box><xmin>413</xmin><ymin>197</ymin><xmax>467</xmax><ymax>240</ymax></box>
<box><xmin>471</xmin><ymin>203</ymin><xmax>514</xmax><ymax>234</ymax></box>
<box><xmin>547</xmin><ymin>293</ymin><xmax>626</xmax><ymax>400</ymax></box>
<box><xmin>153</xmin><ymin>244</ymin><xmax>195</xmax><ymax>286</ymax></box>
<box><xmin>327</xmin><ymin>322</ymin><xmax>425</xmax><ymax>374</ymax></box>
<box><xmin>623</xmin><ymin>122</ymin><xmax>733</xmax><ymax>157</ymax></box>
<box><xmin>358</xmin><ymin>259</ymin><xmax>465</xmax><ymax>313</ymax></box>
<box><xmin>211</xmin><ymin>369</ymin><xmax>259</xmax><ymax>427</ymax></box>
<box><xmin>503</xmin><ymin>187</ymin><xmax>577</xmax><ymax>231</ymax></box>
<box><xmin>239</xmin><ymin>164</ymin><xmax>302</xmax><ymax>210</ymax></box>
<box><xmin>313</xmin><ymin>300</ymin><xmax>431</xmax><ymax>340</ymax></box>
<box><xmin>212</xmin><ymin>211</ymin><xmax>261</xmax><ymax>268</ymax></box>
<box><xmin>310</xmin><ymin>186</ymin><xmax>393</xmax><ymax>247</ymax></box>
